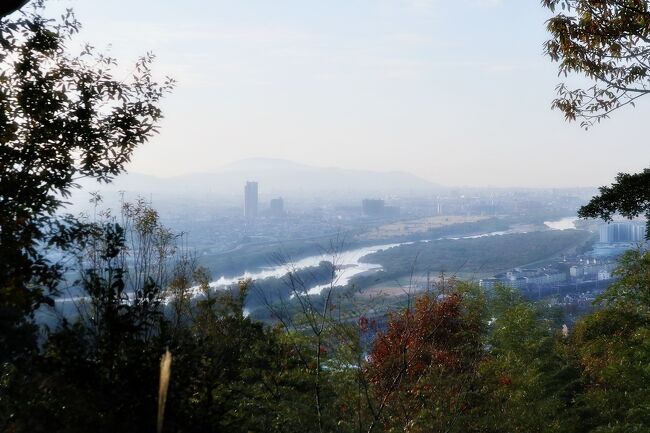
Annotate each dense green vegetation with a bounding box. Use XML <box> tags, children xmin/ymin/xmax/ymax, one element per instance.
<box><xmin>0</xmin><ymin>0</ymin><xmax>172</xmax><ymax>394</ymax></box>
<box><xmin>246</xmin><ymin>261</ymin><xmax>335</xmax><ymax>307</ymax></box>
<box><xmin>359</xmin><ymin>230</ymin><xmax>594</xmax><ymax>280</ymax></box>
<box><xmin>579</xmin><ymin>168</ymin><xmax>650</xmax><ymax>239</ymax></box>
<box><xmin>198</xmin><ymin>235</ymin><xmax>347</xmax><ymax>279</ymax></box>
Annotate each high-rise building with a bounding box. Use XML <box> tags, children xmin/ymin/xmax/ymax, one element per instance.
<box><xmin>270</xmin><ymin>197</ymin><xmax>284</xmax><ymax>217</ymax></box>
<box><xmin>244</xmin><ymin>181</ymin><xmax>258</xmax><ymax>220</ymax></box>
<box><xmin>599</xmin><ymin>221</ymin><xmax>646</xmax><ymax>243</ymax></box>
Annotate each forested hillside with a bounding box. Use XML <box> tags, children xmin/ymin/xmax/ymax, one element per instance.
<box><xmin>362</xmin><ymin>230</ymin><xmax>594</xmax><ymax>276</ymax></box>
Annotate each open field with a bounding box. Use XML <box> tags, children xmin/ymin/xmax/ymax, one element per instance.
<box><xmin>358</xmin><ymin>215</ymin><xmax>491</xmax><ymax>241</ymax></box>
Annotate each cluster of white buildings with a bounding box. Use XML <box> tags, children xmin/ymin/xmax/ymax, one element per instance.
<box><xmin>479</xmin><ymin>259</ymin><xmax>618</xmax><ymax>291</ymax></box>
<box><xmin>480</xmin><ymin>267</ymin><xmax>566</xmax><ymax>290</ymax></box>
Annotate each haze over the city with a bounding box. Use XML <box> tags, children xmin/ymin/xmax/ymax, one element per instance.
<box><xmin>44</xmin><ymin>0</ymin><xmax>650</xmax><ymax>188</ymax></box>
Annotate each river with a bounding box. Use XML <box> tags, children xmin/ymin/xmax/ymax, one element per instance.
<box><xmin>544</xmin><ymin>216</ymin><xmax>577</xmax><ymax>230</ymax></box>
<box><xmin>209</xmin><ymin>242</ymin><xmax>402</xmax><ymax>295</ymax></box>
<box><xmin>51</xmin><ymin>216</ymin><xmax>579</xmax><ymax>315</ymax></box>
<box><xmin>211</xmin><ymin>216</ymin><xmax>578</xmax><ymax>295</ymax></box>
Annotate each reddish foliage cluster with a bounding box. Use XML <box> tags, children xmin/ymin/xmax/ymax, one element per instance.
<box><xmin>363</xmin><ymin>292</ymin><xmax>484</xmax><ymax>430</ymax></box>
<box><xmin>499</xmin><ymin>375</ymin><xmax>513</xmax><ymax>386</ymax></box>
<box><xmin>358</xmin><ymin>315</ymin><xmax>378</xmax><ymax>333</ymax></box>
<box><xmin>359</xmin><ymin>316</ymin><xmax>369</xmax><ymax>331</ymax></box>
<box><xmin>366</xmin><ymin>294</ymin><xmax>472</xmax><ymax>395</ymax></box>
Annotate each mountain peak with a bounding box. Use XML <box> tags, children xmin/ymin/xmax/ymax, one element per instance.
<box><xmin>83</xmin><ymin>158</ymin><xmax>442</xmax><ymax>196</ymax></box>
<box><xmin>222</xmin><ymin>158</ymin><xmax>309</xmax><ymax>171</ymax></box>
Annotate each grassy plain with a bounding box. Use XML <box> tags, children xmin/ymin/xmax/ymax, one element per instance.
<box><xmin>358</xmin><ymin>215</ymin><xmax>490</xmax><ymax>241</ymax></box>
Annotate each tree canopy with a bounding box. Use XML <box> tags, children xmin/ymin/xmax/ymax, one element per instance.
<box><xmin>578</xmin><ymin>168</ymin><xmax>650</xmax><ymax>238</ymax></box>
<box><xmin>0</xmin><ymin>0</ymin><xmax>174</xmax><ymax>354</ymax></box>
<box><xmin>543</xmin><ymin>1</ymin><xmax>650</xmax><ymax>237</ymax></box>
<box><xmin>543</xmin><ymin>0</ymin><xmax>650</xmax><ymax>127</ymax></box>
<box><xmin>0</xmin><ymin>0</ymin><xmax>29</xmax><ymax>18</ymax></box>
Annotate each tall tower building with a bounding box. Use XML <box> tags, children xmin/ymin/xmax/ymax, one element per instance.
<box><xmin>244</xmin><ymin>181</ymin><xmax>258</xmax><ymax>220</ymax></box>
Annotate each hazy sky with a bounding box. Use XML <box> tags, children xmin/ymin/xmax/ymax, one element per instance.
<box><xmin>42</xmin><ymin>0</ymin><xmax>650</xmax><ymax>188</ymax></box>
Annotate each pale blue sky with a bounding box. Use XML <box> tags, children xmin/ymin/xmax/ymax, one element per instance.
<box><xmin>43</xmin><ymin>0</ymin><xmax>650</xmax><ymax>187</ymax></box>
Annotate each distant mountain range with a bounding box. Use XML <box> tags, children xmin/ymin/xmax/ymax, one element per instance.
<box><xmin>77</xmin><ymin>158</ymin><xmax>441</xmax><ymax>198</ymax></box>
